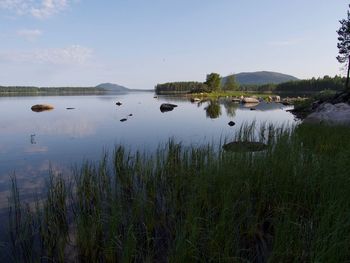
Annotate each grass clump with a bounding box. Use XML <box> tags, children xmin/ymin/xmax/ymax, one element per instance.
<box><xmin>3</xmin><ymin>123</ymin><xmax>350</xmax><ymax>262</ymax></box>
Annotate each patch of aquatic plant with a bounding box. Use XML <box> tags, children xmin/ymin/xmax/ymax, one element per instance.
<box><xmin>3</xmin><ymin>123</ymin><xmax>350</xmax><ymax>262</ymax></box>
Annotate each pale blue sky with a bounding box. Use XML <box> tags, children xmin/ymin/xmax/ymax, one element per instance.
<box><xmin>0</xmin><ymin>0</ymin><xmax>348</xmax><ymax>89</ymax></box>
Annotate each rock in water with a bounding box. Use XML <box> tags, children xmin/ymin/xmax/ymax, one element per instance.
<box><xmin>303</xmin><ymin>103</ymin><xmax>350</xmax><ymax>126</ymax></box>
<box><xmin>116</xmin><ymin>102</ymin><xmax>122</xmax><ymax>106</ymax></box>
<box><xmin>31</xmin><ymin>104</ymin><xmax>54</xmax><ymax>112</ymax></box>
<box><xmin>191</xmin><ymin>97</ymin><xmax>201</xmax><ymax>102</ymax></box>
<box><xmin>120</xmin><ymin>118</ymin><xmax>127</xmax><ymax>122</ymax></box>
<box><xmin>223</xmin><ymin>141</ymin><xmax>267</xmax><ymax>152</ymax></box>
<box><xmin>160</xmin><ymin>103</ymin><xmax>178</xmax><ymax>112</ymax></box>
<box><xmin>228</xmin><ymin>121</ymin><xmax>236</xmax><ymax>126</ymax></box>
<box><xmin>242</xmin><ymin>97</ymin><xmax>260</xmax><ymax>104</ymax></box>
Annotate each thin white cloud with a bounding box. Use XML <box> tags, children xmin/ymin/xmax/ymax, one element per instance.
<box><xmin>31</xmin><ymin>0</ymin><xmax>68</xmax><ymax>19</ymax></box>
<box><xmin>0</xmin><ymin>45</ymin><xmax>93</xmax><ymax>65</ymax></box>
<box><xmin>17</xmin><ymin>29</ymin><xmax>42</xmax><ymax>41</ymax></box>
<box><xmin>0</xmin><ymin>0</ymin><xmax>72</xmax><ymax>18</ymax></box>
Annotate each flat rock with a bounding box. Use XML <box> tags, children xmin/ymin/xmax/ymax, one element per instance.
<box><xmin>31</xmin><ymin>104</ymin><xmax>54</xmax><ymax>112</ymax></box>
<box><xmin>223</xmin><ymin>141</ymin><xmax>268</xmax><ymax>152</ymax></box>
<box><xmin>160</xmin><ymin>103</ymin><xmax>178</xmax><ymax>112</ymax></box>
<box><xmin>303</xmin><ymin>103</ymin><xmax>350</xmax><ymax>126</ymax></box>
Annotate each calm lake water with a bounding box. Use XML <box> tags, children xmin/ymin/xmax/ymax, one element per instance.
<box><xmin>0</xmin><ymin>92</ymin><xmax>296</xmax><ymax>209</ymax></box>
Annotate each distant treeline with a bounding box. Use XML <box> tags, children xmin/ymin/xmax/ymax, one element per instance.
<box><xmin>155</xmin><ymin>75</ymin><xmax>346</xmax><ymax>95</ymax></box>
<box><xmin>0</xmin><ymin>86</ymin><xmax>106</xmax><ymax>94</ymax></box>
<box><xmin>241</xmin><ymin>75</ymin><xmax>346</xmax><ymax>94</ymax></box>
<box><xmin>155</xmin><ymin>82</ymin><xmax>209</xmax><ymax>94</ymax></box>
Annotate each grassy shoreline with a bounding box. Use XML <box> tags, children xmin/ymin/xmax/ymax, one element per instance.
<box><xmin>2</xmin><ymin>123</ymin><xmax>350</xmax><ymax>262</ymax></box>
<box><xmin>188</xmin><ymin>91</ymin><xmax>275</xmax><ymax>99</ymax></box>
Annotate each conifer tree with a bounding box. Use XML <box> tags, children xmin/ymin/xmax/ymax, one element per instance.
<box><xmin>337</xmin><ymin>4</ymin><xmax>350</xmax><ymax>90</ymax></box>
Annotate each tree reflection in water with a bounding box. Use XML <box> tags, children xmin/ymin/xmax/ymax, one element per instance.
<box><xmin>205</xmin><ymin>100</ymin><xmax>222</xmax><ymax>119</ymax></box>
<box><xmin>222</xmin><ymin>100</ymin><xmax>238</xmax><ymax>118</ymax></box>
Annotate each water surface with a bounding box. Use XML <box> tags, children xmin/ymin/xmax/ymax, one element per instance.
<box><xmin>0</xmin><ymin>92</ymin><xmax>296</xmax><ymax>208</ymax></box>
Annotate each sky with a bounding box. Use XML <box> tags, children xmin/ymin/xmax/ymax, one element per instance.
<box><xmin>0</xmin><ymin>0</ymin><xmax>348</xmax><ymax>89</ymax></box>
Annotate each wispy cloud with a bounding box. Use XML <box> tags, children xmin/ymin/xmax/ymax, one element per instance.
<box><xmin>17</xmin><ymin>29</ymin><xmax>42</xmax><ymax>41</ymax></box>
<box><xmin>0</xmin><ymin>45</ymin><xmax>93</xmax><ymax>65</ymax></box>
<box><xmin>0</xmin><ymin>0</ymin><xmax>73</xmax><ymax>18</ymax></box>
<box><xmin>31</xmin><ymin>0</ymin><xmax>68</xmax><ymax>19</ymax></box>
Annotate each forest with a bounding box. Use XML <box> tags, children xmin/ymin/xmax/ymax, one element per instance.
<box><xmin>0</xmin><ymin>86</ymin><xmax>106</xmax><ymax>94</ymax></box>
<box><xmin>155</xmin><ymin>82</ymin><xmax>209</xmax><ymax>94</ymax></box>
<box><xmin>155</xmin><ymin>75</ymin><xmax>346</xmax><ymax>95</ymax></box>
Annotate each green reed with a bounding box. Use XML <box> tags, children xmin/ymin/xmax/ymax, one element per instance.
<box><xmin>3</xmin><ymin>122</ymin><xmax>350</xmax><ymax>262</ymax></box>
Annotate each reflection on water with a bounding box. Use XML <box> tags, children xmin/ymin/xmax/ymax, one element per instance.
<box><xmin>30</xmin><ymin>134</ymin><xmax>36</xmax><ymax>144</ymax></box>
<box><xmin>222</xmin><ymin>100</ymin><xmax>238</xmax><ymax>118</ymax></box>
<box><xmin>0</xmin><ymin>93</ymin><xmax>297</xmax><ymax>212</ymax></box>
<box><xmin>205</xmin><ymin>100</ymin><xmax>222</xmax><ymax>119</ymax></box>
<box><xmin>242</xmin><ymin>102</ymin><xmax>260</xmax><ymax>108</ymax></box>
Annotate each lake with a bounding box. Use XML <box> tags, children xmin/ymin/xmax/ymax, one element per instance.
<box><xmin>0</xmin><ymin>92</ymin><xmax>296</xmax><ymax>210</ymax></box>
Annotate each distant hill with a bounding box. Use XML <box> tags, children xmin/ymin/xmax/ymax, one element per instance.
<box><xmin>96</xmin><ymin>83</ymin><xmax>153</xmax><ymax>93</ymax></box>
<box><xmin>223</xmin><ymin>71</ymin><xmax>299</xmax><ymax>85</ymax></box>
<box><xmin>96</xmin><ymin>83</ymin><xmax>129</xmax><ymax>92</ymax></box>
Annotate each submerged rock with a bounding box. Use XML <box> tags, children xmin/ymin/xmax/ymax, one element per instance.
<box><xmin>31</xmin><ymin>104</ymin><xmax>54</xmax><ymax>112</ymax></box>
<box><xmin>120</xmin><ymin>118</ymin><xmax>127</xmax><ymax>122</ymax></box>
<box><xmin>116</xmin><ymin>102</ymin><xmax>122</xmax><ymax>106</ymax></box>
<box><xmin>66</xmin><ymin>107</ymin><xmax>75</xmax><ymax>110</ymax></box>
<box><xmin>223</xmin><ymin>141</ymin><xmax>268</xmax><ymax>152</ymax></box>
<box><xmin>160</xmin><ymin>103</ymin><xmax>178</xmax><ymax>112</ymax></box>
<box><xmin>303</xmin><ymin>103</ymin><xmax>350</xmax><ymax>126</ymax></box>
<box><xmin>228</xmin><ymin>121</ymin><xmax>236</xmax><ymax>127</ymax></box>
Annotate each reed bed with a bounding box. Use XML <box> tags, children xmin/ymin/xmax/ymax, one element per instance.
<box><xmin>2</xmin><ymin>123</ymin><xmax>350</xmax><ymax>262</ymax></box>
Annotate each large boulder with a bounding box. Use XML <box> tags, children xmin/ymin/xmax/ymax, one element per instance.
<box><xmin>160</xmin><ymin>103</ymin><xmax>178</xmax><ymax>112</ymax></box>
<box><xmin>271</xmin><ymin>95</ymin><xmax>281</xmax><ymax>102</ymax></box>
<box><xmin>303</xmin><ymin>103</ymin><xmax>350</xmax><ymax>126</ymax></box>
<box><xmin>242</xmin><ymin>97</ymin><xmax>259</xmax><ymax>104</ymax></box>
<box><xmin>31</xmin><ymin>104</ymin><xmax>54</xmax><ymax>112</ymax></box>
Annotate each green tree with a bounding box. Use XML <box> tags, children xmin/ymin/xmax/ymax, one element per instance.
<box><xmin>205</xmin><ymin>73</ymin><xmax>221</xmax><ymax>92</ymax></box>
<box><xmin>223</xmin><ymin>75</ymin><xmax>239</xmax><ymax>91</ymax></box>
<box><xmin>337</xmin><ymin>4</ymin><xmax>350</xmax><ymax>90</ymax></box>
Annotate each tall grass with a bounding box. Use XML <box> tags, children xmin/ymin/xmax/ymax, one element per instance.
<box><xmin>3</xmin><ymin>123</ymin><xmax>350</xmax><ymax>262</ymax></box>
